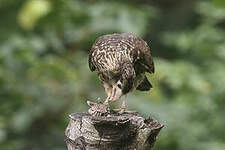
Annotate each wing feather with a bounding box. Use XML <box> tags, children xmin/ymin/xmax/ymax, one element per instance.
<box><xmin>88</xmin><ymin>37</ymin><xmax>102</xmax><ymax>72</ymax></box>
<box><xmin>89</xmin><ymin>33</ymin><xmax>155</xmax><ymax>74</ymax></box>
<box><xmin>134</xmin><ymin>37</ymin><xmax>155</xmax><ymax>74</ymax></box>
<box><xmin>88</xmin><ymin>48</ymin><xmax>96</xmax><ymax>71</ymax></box>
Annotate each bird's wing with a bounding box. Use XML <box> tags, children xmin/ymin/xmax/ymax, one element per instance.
<box><xmin>88</xmin><ymin>48</ymin><xmax>96</xmax><ymax>71</ymax></box>
<box><xmin>134</xmin><ymin>37</ymin><xmax>155</xmax><ymax>74</ymax></box>
<box><xmin>88</xmin><ymin>37</ymin><xmax>101</xmax><ymax>72</ymax></box>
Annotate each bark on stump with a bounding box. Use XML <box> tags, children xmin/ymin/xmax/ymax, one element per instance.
<box><xmin>65</xmin><ymin>112</ymin><xmax>164</xmax><ymax>150</ymax></box>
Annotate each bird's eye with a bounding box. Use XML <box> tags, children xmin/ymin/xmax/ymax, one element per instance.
<box><xmin>117</xmin><ymin>83</ymin><xmax>122</xmax><ymax>89</ymax></box>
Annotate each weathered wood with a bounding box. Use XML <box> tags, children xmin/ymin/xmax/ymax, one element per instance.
<box><xmin>65</xmin><ymin>112</ymin><xmax>163</xmax><ymax>150</ymax></box>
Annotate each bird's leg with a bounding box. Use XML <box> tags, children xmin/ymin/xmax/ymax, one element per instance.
<box><xmin>104</xmin><ymin>94</ymin><xmax>110</xmax><ymax>105</ymax></box>
<box><xmin>113</xmin><ymin>95</ymin><xmax>126</xmax><ymax>114</ymax></box>
<box><xmin>113</xmin><ymin>95</ymin><xmax>136</xmax><ymax>114</ymax></box>
<box><xmin>103</xmin><ymin>83</ymin><xmax>112</xmax><ymax>105</ymax></box>
<box><xmin>119</xmin><ymin>96</ymin><xmax>126</xmax><ymax>114</ymax></box>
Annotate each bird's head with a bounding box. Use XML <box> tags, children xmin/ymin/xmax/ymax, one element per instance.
<box><xmin>109</xmin><ymin>62</ymin><xmax>136</xmax><ymax>101</ymax></box>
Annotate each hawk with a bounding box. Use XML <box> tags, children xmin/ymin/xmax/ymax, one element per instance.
<box><xmin>88</xmin><ymin>33</ymin><xmax>154</xmax><ymax>113</ymax></box>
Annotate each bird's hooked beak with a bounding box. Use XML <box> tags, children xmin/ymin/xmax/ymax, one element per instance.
<box><xmin>109</xmin><ymin>83</ymin><xmax>123</xmax><ymax>102</ymax></box>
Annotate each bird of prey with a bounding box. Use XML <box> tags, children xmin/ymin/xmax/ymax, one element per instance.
<box><xmin>88</xmin><ymin>33</ymin><xmax>154</xmax><ymax>113</ymax></box>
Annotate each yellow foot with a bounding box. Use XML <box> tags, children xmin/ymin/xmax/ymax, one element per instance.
<box><xmin>113</xmin><ymin>108</ymin><xmax>136</xmax><ymax>114</ymax></box>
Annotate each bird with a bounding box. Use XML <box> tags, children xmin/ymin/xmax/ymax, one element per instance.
<box><xmin>88</xmin><ymin>33</ymin><xmax>154</xmax><ymax>113</ymax></box>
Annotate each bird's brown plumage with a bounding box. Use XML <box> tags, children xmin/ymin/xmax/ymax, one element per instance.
<box><xmin>89</xmin><ymin>33</ymin><xmax>154</xmax><ymax>102</ymax></box>
<box><xmin>89</xmin><ymin>33</ymin><xmax>154</xmax><ymax>73</ymax></box>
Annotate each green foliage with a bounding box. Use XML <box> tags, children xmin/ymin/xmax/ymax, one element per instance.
<box><xmin>0</xmin><ymin>0</ymin><xmax>225</xmax><ymax>150</ymax></box>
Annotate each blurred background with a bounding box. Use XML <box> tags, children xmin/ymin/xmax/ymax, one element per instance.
<box><xmin>0</xmin><ymin>0</ymin><xmax>225</xmax><ymax>150</ymax></box>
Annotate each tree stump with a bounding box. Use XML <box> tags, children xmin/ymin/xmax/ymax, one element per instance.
<box><xmin>65</xmin><ymin>112</ymin><xmax>164</xmax><ymax>150</ymax></box>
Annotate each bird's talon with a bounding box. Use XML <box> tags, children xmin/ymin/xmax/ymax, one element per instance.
<box><xmin>113</xmin><ymin>108</ymin><xmax>125</xmax><ymax>114</ymax></box>
<box><xmin>97</xmin><ymin>97</ymin><xmax>102</xmax><ymax>103</ymax></box>
<box><xmin>119</xmin><ymin>108</ymin><xmax>125</xmax><ymax>114</ymax></box>
<box><xmin>113</xmin><ymin>108</ymin><xmax>136</xmax><ymax>114</ymax></box>
<box><xmin>103</xmin><ymin>101</ymin><xmax>109</xmax><ymax>105</ymax></box>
